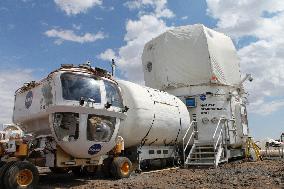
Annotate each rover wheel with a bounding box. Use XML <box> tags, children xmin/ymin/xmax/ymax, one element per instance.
<box><xmin>71</xmin><ymin>166</ymin><xmax>83</xmax><ymax>177</ymax></box>
<box><xmin>72</xmin><ymin>166</ymin><xmax>98</xmax><ymax>177</ymax></box>
<box><xmin>49</xmin><ymin>167</ymin><xmax>69</xmax><ymax>174</ymax></box>
<box><xmin>82</xmin><ymin>165</ymin><xmax>97</xmax><ymax>177</ymax></box>
<box><xmin>4</xmin><ymin>161</ymin><xmax>39</xmax><ymax>189</ymax></box>
<box><xmin>0</xmin><ymin>161</ymin><xmax>15</xmax><ymax>189</ymax></box>
<box><xmin>102</xmin><ymin>158</ymin><xmax>112</xmax><ymax>178</ymax></box>
<box><xmin>111</xmin><ymin>157</ymin><xmax>132</xmax><ymax>179</ymax></box>
<box><xmin>0</xmin><ymin>161</ymin><xmax>5</xmax><ymax>167</ymax></box>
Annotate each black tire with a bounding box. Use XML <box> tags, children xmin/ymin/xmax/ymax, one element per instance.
<box><xmin>71</xmin><ymin>166</ymin><xmax>84</xmax><ymax>177</ymax></box>
<box><xmin>0</xmin><ymin>161</ymin><xmax>5</xmax><ymax>167</ymax></box>
<box><xmin>82</xmin><ymin>165</ymin><xmax>97</xmax><ymax>177</ymax></box>
<box><xmin>0</xmin><ymin>161</ymin><xmax>15</xmax><ymax>189</ymax></box>
<box><xmin>102</xmin><ymin>158</ymin><xmax>112</xmax><ymax>178</ymax></box>
<box><xmin>72</xmin><ymin>166</ymin><xmax>98</xmax><ymax>177</ymax></box>
<box><xmin>111</xmin><ymin>157</ymin><xmax>132</xmax><ymax>179</ymax></box>
<box><xmin>4</xmin><ymin>161</ymin><xmax>39</xmax><ymax>189</ymax></box>
<box><xmin>49</xmin><ymin>167</ymin><xmax>69</xmax><ymax>174</ymax></box>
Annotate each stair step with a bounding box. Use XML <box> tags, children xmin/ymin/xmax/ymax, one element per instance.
<box><xmin>194</xmin><ymin>141</ymin><xmax>214</xmax><ymax>144</ymax></box>
<box><xmin>191</xmin><ymin>152</ymin><xmax>216</xmax><ymax>155</ymax></box>
<box><xmin>195</xmin><ymin>144</ymin><xmax>214</xmax><ymax>148</ymax></box>
<box><xmin>195</xmin><ymin>146</ymin><xmax>214</xmax><ymax>149</ymax></box>
<box><xmin>188</xmin><ymin>157</ymin><xmax>215</xmax><ymax>160</ymax></box>
<box><xmin>186</xmin><ymin>158</ymin><xmax>215</xmax><ymax>163</ymax></box>
<box><xmin>218</xmin><ymin>159</ymin><xmax>228</xmax><ymax>163</ymax></box>
<box><xmin>187</xmin><ymin>162</ymin><xmax>215</xmax><ymax>166</ymax></box>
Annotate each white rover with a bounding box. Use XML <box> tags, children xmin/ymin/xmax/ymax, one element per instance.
<box><xmin>0</xmin><ymin>63</ymin><xmax>190</xmax><ymax>189</ymax></box>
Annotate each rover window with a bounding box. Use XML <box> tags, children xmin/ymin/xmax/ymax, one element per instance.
<box><xmin>103</xmin><ymin>80</ymin><xmax>123</xmax><ymax>108</ymax></box>
<box><xmin>146</xmin><ymin>62</ymin><xmax>152</xmax><ymax>72</ymax></box>
<box><xmin>53</xmin><ymin>113</ymin><xmax>79</xmax><ymax>142</ymax></box>
<box><xmin>87</xmin><ymin>115</ymin><xmax>116</xmax><ymax>142</ymax></box>
<box><xmin>61</xmin><ymin>73</ymin><xmax>101</xmax><ymax>103</ymax></box>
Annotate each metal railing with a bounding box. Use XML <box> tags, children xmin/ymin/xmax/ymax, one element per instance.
<box><xmin>212</xmin><ymin>117</ymin><xmax>226</xmax><ymax>151</ymax></box>
<box><xmin>183</xmin><ymin>121</ymin><xmax>197</xmax><ymax>165</ymax></box>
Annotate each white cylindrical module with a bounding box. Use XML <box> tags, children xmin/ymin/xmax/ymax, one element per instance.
<box><xmin>117</xmin><ymin>80</ymin><xmax>191</xmax><ymax>148</ymax></box>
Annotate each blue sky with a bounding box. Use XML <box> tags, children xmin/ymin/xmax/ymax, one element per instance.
<box><xmin>0</xmin><ymin>0</ymin><xmax>283</xmax><ymax>140</ymax></box>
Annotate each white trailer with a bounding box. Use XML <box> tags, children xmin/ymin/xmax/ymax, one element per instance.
<box><xmin>0</xmin><ymin>64</ymin><xmax>191</xmax><ymax>189</ymax></box>
<box><xmin>142</xmin><ymin>24</ymin><xmax>251</xmax><ymax>167</ymax></box>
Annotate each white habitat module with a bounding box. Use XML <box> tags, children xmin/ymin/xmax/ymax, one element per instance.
<box><xmin>13</xmin><ymin>66</ymin><xmax>191</xmax><ymax>159</ymax></box>
<box><xmin>142</xmin><ymin>24</ymin><xmax>241</xmax><ymax>89</ymax></box>
<box><xmin>142</xmin><ymin>24</ymin><xmax>250</xmax><ymax>165</ymax></box>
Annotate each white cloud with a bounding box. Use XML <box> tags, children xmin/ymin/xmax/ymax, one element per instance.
<box><xmin>206</xmin><ymin>0</ymin><xmax>284</xmax><ymax>39</ymax></box>
<box><xmin>0</xmin><ymin>69</ymin><xmax>34</xmax><ymax>124</ymax></box>
<box><xmin>45</xmin><ymin>28</ymin><xmax>106</xmax><ymax>45</ymax></box>
<box><xmin>99</xmin><ymin>15</ymin><xmax>170</xmax><ymax>83</ymax></box>
<box><xmin>98</xmin><ymin>49</ymin><xmax>116</xmax><ymax>61</ymax></box>
<box><xmin>124</xmin><ymin>0</ymin><xmax>174</xmax><ymax>18</ymax></box>
<box><xmin>250</xmin><ymin>99</ymin><xmax>284</xmax><ymax>115</ymax></box>
<box><xmin>72</xmin><ymin>24</ymin><xmax>81</xmax><ymax>30</ymax></box>
<box><xmin>206</xmin><ymin>0</ymin><xmax>284</xmax><ymax>115</ymax></box>
<box><xmin>99</xmin><ymin>0</ymin><xmax>174</xmax><ymax>83</ymax></box>
<box><xmin>181</xmin><ymin>16</ymin><xmax>188</xmax><ymax>20</ymax></box>
<box><xmin>54</xmin><ymin>0</ymin><xmax>102</xmax><ymax>15</ymax></box>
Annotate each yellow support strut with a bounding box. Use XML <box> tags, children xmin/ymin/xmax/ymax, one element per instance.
<box><xmin>245</xmin><ymin>137</ymin><xmax>262</xmax><ymax>161</ymax></box>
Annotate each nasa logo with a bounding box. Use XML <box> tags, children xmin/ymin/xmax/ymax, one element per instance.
<box><xmin>88</xmin><ymin>144</ymin><xmax>102</xmax><ymax>155</ymax></box>
<box><xmin>200</xmin><ymin>94</ymin><xmax>206</xmax><ymax>101</ymax></box>
<box><xmin>25</xmin><ymin>91</ymin><xmax>33</xmax><ymax>109</ymax></box>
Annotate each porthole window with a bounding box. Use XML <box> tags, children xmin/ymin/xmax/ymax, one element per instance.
<box><xmin>146</xmin><ymin>62</ymin><xmax>152</xmax><ymax>72</ymax></box>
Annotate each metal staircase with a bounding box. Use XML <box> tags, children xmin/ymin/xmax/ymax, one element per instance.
<box><xmin>183</xmin><ymin>118</ymin><xmax>229</xmax><ymax>167</ymax></box>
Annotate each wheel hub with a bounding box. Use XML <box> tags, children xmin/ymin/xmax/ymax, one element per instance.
<box><xmin>121</xmin><ymin>162</ymin><xmax>130</xmax><ymax>175</ymax></box>
<box><xmin>16</xmin><ymin>169</ymin><xmax>33</xmax><ymax>186</ymax></box>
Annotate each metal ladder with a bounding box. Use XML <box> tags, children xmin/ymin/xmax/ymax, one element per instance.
<box><xmin>245</xmin><ymin>137</ymin><xmax>262</xmax><ymax>161</ymax></box>
<box><xmin>183</xmin><ymin>118</ymin><xmax>229</xmax><ymax>167</ymax></box>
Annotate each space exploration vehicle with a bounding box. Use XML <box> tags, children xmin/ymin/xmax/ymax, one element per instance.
<box><xmin>0</xmin><ymin>63</ymin><xmax>191</xmax><ymax>189</ymax></box>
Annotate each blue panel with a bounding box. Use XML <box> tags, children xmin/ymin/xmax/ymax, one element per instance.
<box><xmin>186</xmin><ymin>98</ymin><xmax>196</xmax><ymax>108</ymax></box>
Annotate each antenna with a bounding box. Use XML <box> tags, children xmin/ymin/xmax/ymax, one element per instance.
<box><xmin>111</xmin><ymin>59</ymin><xmax>116</xmax><ymax>77</ymax></box>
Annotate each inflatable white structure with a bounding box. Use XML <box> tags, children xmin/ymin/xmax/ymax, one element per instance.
<box><xmin>142</xmin><ymin>24</ymin><xmax>241</xmax><ymax>89</ymax></box>
<box><xmin>142</xmin><ymin>24</ymin><xmax>251</xmax><ymax>166</ymax></box>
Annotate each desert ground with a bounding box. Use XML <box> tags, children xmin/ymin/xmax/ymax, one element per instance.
<box><xmin>37</xmin><ymin>159</ymin><xmax>284</xmax><ymax>189</ymax></box>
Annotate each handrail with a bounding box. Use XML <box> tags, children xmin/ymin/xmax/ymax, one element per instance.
<box><xmin>213</xmin><ymin>117</ymin><xmax>227</xmax><ymax>151</ymax></box>
<box><xmin>184</xmin><ymin>131</ymin><xmax>195</xmax><ymax>154</ymax></box>
<box><xmin>212</xmin><ymin>117</ymin><xmax>226</xmax><ymax>140</ymax></box>
<box><xmin>183</xmin><ymin>121</ymin><xmax>197</xmax><ymax>141</ymax></box>
<box><xmin>214</xmin><ymin>129</ymin><xmax>223</xmax><ymax>150</ymax></box>
<box><xmin>183</xmin><ymin>121</ymin><xmax>197</xmax><ymax>165</ymax></box>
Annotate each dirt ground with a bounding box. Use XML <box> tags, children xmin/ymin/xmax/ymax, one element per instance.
<box><xmin>38</xmin><ymin>159</ymin><xmax>284</xmax><ymax>189</ymax></box>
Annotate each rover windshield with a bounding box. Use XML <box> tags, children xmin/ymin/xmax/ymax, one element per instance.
<box><xmin>103</xmin><ymin>80</ymin><xmax>123</xmax><ymax>108</ymax></box>
<box><xmin>61</xmin><ymin>72</ymin><xmax>101</xmax><ymax>103</ymax></box>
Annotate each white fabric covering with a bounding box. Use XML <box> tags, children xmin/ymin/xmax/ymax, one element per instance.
<box><xmin>142</xmin><ymin>24</ymin><xmax>241</xmax><ymax>89</ymax></box>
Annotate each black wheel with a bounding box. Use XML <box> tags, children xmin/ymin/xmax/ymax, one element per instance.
<box><xmin>49</xmin><ymin>167</ymin><xmax>69</xmax><ymax>174</ymax></box>
<box><xmin>102</xmin><ymin>158</ymin><xmax>112</xmax><ymax>178</ymax></box>
<box><xmin>72</xmin><ymin>165</ymin><xmax>98</xmax><ymax>177</ymax></box>
<box><xmin>111</xmin><ymin>157</ymin><xmax>132</xmax><ymax>179</ymax></box>
<box><xmin>82</xmin><ymin>165</ymin><xmax>97</xmax><ymax>177</ymax></box>
<box><xmin>0</xmin><ymin>161</ymin><xmax>5</xmax><ymax>167</ymax></box>
<box><xmin>0</xmin><ymin>161</ymin><xmax>15</xmax><ymax>189</ymax></box>
<box><xmin>4</xmin><ymin>161</ymin><xmax>39</xmax><ymax>189</ymax></box>
<box><xmin>71</xmin><ymin>166</ymin><xmax>83</xmax><ymax>177</ymax></box>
